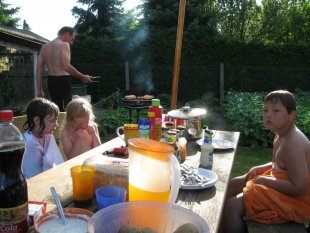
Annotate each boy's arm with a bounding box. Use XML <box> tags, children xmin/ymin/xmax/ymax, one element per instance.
<box><xmin>245</xmin><ymin>162</ymin><xmax>272</xmax><ymax>181</ymax></box>
<box><xmin>255</xmin><ymin>142</ymin><xmax>308</xmax><ymax>196</ymax></box>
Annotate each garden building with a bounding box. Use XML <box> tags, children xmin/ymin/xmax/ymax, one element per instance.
<box><xmin>0</xmin><ymin>24</ymin><xmax>48</xmax><ymax>113</ymax></box>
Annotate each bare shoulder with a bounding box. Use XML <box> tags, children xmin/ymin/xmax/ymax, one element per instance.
<box><xmin>294</xmin><ymin>127</ymin><xmax>310</xmax><ymax>148</ymax></box>
<box><xmin>39</xmin><ymin>43</ymin><xmax>49</xmax><ymax>55</ymax></box>
<box><xmin>58</xmin><ymin>41</ymin><xmax>70</xmax><ymax>49</ymax></box>
<box><xmin>283</xmin><ymin>127</ymin><xmax>310</xmax><ymax>156</ymax></box>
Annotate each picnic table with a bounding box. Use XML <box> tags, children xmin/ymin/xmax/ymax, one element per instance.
<box><xmin>27</xmin><ymin>130</ymin><xmax>240</xmax><ymax>233</ymax></box>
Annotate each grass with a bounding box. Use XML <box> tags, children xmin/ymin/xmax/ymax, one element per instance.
<box><xmin>231</xmin><ymin>147</ymin><xmax>272</xmax><ymax>178</ymax></box>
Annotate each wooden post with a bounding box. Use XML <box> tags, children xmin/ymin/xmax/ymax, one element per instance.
<box><xmin>220</xmin><ymin>63</ymin><xmax>224</xmax><ymax>101</ymax></box>
<box><xmin>170</xmin><ymin>0</ymin><xmax>186</xmax><ymax>110</ymax></box>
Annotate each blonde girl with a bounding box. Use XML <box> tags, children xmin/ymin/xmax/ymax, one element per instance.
<box><xmin>61</xmin><ymin>97</ymin><xmax>101</xmax><ymax>159</ymax></box>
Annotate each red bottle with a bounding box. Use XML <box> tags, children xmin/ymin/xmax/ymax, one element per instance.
<box><xmin>148</xmin><ymin>99</ymin><xmax>162</xmax><ymax>141</ymax></box>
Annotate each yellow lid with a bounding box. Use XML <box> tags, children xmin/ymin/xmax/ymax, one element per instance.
<box><xmin>124</xmin><ymin>123</ymin><xmax>138</xmax><ymax>129</ymax></box>
<box><xmin>128</xmin><ymin>138</ymin><xmax>174</xmax><ymax>161</ymax></box>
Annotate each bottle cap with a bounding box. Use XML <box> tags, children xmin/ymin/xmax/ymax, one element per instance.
<box><xmin>0</xmin><ymin>110</ymin><xmax>13</xmax><ymax>121</ymax></box>
<box><xmin>151</xmin><ymin>99</ymin><xmax>160</xmax><ymax>106</ymax></box>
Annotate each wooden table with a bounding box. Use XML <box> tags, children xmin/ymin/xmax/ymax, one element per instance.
<box><xmin>177</xmin><ymin>130</ymin><xmax>240</xmax><ymax>233</ymax></box>
<box><xmin>27</xmin><ymin>130</ymin><xmax>240</xmax><ymax>233</ymax></box>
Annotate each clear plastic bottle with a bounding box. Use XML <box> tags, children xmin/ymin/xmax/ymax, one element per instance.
<box><xmin>0</xmin><ymin>110</ymin><xmax>28</xmax><ymax>233</ymax></box>
<box><xmin>200</xmin><ymin>136</ymin><xmax>214</xmax><ymax>167</ymax></box>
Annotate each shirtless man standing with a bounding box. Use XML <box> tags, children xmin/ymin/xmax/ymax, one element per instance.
<box><xmin>220</xmin><ymin>90</ymin><xmax>310</xmax><ymax>233</ymax></box>
<box><xmin>36</xmin><ymin>26</ymin><xmax>92</xmax><ymax>111</ymax></box>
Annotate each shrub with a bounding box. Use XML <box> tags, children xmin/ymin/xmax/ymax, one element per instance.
<box><xmin>97</xmin><ymin>108</ymin><xmax>129</xmax><ymax>141</ymax></box>
<box><xmin>222</xmin><ymin>90</ymin><xmax>310</xmax><ymax>147</ymax></box>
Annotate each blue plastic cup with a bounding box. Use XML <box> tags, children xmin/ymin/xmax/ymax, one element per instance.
<box><xmin>95</xmin><ymin>186</ymin><xmax>127</xmax><ymax>209</ymax></box>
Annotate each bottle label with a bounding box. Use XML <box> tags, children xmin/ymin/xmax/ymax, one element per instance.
<box><xmin>154</xmin><ymin>118</ymin><xmax>162</xmax><ymax>141</ymax></box>
<box><xmin>0</xmin><ymin>202</ymin><xmax>28</xmax><ymax>233</ymax></box>
<box><xmin>208</xmin><ymin>152</ymin><xmax>213</xmax><ymax>163</ymax></box>
<box><xmin>166</xmin><ymin>133</ymin><xmax>176</xmax><ymax>145</ymax></box>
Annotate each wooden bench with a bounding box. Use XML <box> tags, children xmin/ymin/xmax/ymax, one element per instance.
<box><xmin>247</xmin><ymin>220</ymin><xmax>308</xmax><ymax>233</ymax></box>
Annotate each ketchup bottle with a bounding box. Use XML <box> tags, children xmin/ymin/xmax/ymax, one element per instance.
<box><xmin>148</xmin><ymin>99</ymin><xmax>162</xmax><ymax>141</ymax></box>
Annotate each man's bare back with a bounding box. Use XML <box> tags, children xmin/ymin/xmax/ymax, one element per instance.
<box><xmin>40</xmin><ymin>39</ymin><xmax>70</xmax><ymax>76</ymax></box>
<box><xmin>36</xmin><ymin>26</ymin><xmax>93</xmax><ymax>110</ymax></box>
<box><xmin>36</xmin><ymin>26</ymin><xmax>92</xmax><ymax>98</ymax></box>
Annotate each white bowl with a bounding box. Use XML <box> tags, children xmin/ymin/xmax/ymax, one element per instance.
<box><xmin>88</xmin><ymin>201</ymin><xmax>210</xmax><ymax>233</ymax></box>
<box><xmin>34</xmin><ymin>208</ymin><xmax>93</xmax><ymax>233</ymax></box>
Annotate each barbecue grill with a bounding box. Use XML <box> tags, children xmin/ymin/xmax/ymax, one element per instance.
<box><xmin>121</xmin><ymin>91</ymin><xmax>155</xmax><ymax>123</ymax></box>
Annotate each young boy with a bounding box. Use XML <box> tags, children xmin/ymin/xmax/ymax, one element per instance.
<box><xmin>221</xmin><ymin>90</ymin><xmax>310</xmax><ymax>233</ymax></box>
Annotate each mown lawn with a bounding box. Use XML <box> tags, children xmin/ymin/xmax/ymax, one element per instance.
<box><xmin>231</xmin><ymin>147</ymin><xmax>272</xmax><ymax>178</ymax></box>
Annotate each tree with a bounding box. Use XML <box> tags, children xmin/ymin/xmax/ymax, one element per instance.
<box><xmin>22</xmin><ymin>20</ymin><xmax>30</xmax><ymax>30</ymax></box>
<box><xmin>257</xmin><ymin>0</ymin><xmax>310</xmax><ymax>43</ymax></box>
<box><xmin>0</xmin><ymin>0</ymin><xmax>20</xmax><ymax>27</ymax></box>
<box><xmin>216</xmin><ymin>0</ymin><xmax>261</xmax><ymax>42</ymax></box>
<box><xmin>72</xmin><ymin>0</ymin><xmax>126</xmax><ymax>38</ymax></box>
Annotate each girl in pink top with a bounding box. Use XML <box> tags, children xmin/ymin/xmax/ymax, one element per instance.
<box><xmin>22</xmin><ymin>98</ymin><xmax>64</xmax><ymax>179</ymax></box>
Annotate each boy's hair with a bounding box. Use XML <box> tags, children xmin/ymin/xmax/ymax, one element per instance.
<box><xmin>65</xmin><ymin>97</ymin><xmax>96</xmax><ymax>131</ymax></box>
<box><xmin>58</xmin><ymin>26</ymin><xmax>75</xmax><ymax>36</ymax></box>
<box><xmin>26</xmin><ymin>98</ymin><xmax>59</xmax><ymax>135</ymax></box>
<box><xmin>264</xmin><ymin>90</ymin><xmax>296</xmax><ymax>114</ymax></box>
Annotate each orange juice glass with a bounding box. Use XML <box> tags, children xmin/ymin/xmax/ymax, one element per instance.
<box><xmin>71</xmin><ymin>165</ymin><xmax>96</xmax><ymax>203</ymax></box>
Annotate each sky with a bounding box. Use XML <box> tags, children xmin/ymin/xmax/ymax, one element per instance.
<box><xmin>7</xmin><ymin>0</ymin><xmax>262</xmax><ymax>41</ymax></box>
<box><xmin>7</xmin><ymin>0</ymin><xmax>141</xmax><ymax>41</ymax></box>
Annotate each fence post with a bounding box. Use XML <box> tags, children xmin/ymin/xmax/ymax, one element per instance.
<box><xmin>33</xmin><ymin>52</ymin><xmax>38</xmax><ymax>97</ymax></box>
<box><xmin>220</xmin><ymin>63</ymin><xmax>224</xmax><ymax>101</ymax></box>
<box><xmin>125</xmin><ymin>61</ymin><xmax>129</xmax><ymax>91</ymax></box>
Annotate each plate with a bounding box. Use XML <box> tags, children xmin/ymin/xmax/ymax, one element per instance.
<box><xmin>196</xmin><ymin>138</ymin><xmax>235</xmax><ymax>149</ymax></box>
<box><xmin>180</xmin><ymin>168</ymin><xmax>218</xmax><ymax>190</ymax></box>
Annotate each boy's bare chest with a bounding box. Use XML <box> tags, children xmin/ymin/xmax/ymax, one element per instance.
<box><xmin>274</xmin><ymin>143</ymin><xmax>287</xmax><ymax>172</ymax></box>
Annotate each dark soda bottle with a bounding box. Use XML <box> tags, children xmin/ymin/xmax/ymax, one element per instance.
<box><xmin>0</xmin><ymin>110</ymin><xmax>28</xmax><ymax>233</ymax></box>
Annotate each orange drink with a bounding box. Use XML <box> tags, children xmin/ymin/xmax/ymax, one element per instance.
<box><xmin>128</xmin><ymin>138</ymin><xmax>180</xmax><ymax>203</ymax></box>
<box><xmin>129</xmin><ymin>183</ymin><xmax>170</xmax><ymax>202</ymax></box>
<box><xmin>71</xmin><ymin>165</ymin><xmax>96</xmax><ymax>203</ymax></box>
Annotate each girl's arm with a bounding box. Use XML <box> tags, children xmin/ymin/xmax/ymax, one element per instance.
<box><xmin>88</xmin><ymin>124</ymin><xmax>101</xmax><ymax>147</ymax></box>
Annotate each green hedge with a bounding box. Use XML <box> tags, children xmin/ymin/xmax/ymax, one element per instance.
<box><xmin>71</xmin><ymin>34</ymin><xmax>310</xmax><ymax>103</ymax></box>
<box><xmin>222</xmin><ymin>90</ymin><xmax>310</xmax><ymax>147</ymax></box>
